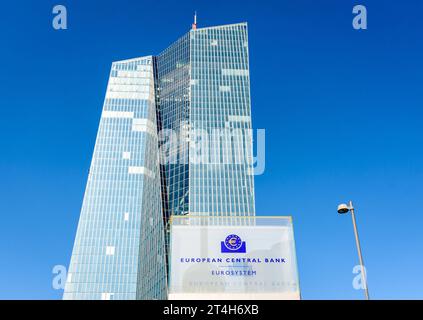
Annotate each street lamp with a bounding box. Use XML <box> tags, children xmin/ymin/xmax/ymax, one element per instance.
<box><xmin>337</xmin><ymin>200</ymin><xmax>369</xmax><ymax>300</ymax></box>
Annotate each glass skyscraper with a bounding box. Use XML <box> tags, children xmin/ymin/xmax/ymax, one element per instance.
<box><xmin>64</xmin><ymin>22</ymin><xmax>255</xmax><ymax>300</ymax></box>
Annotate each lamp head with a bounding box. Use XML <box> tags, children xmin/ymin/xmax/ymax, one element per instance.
<box><xmin>337</xmin><ymin>203</ymin><xmax>350</xmax><ymax>214</ymax></box>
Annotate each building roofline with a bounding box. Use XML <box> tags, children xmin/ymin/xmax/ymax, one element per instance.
<box><xmin>112</xmin><ymin>55</ymin><xmax>153</xmax><ymax>64</ymax></box>
<box><xmin>110</xmin><ymin>22</ymin><xmax>249</xmax><ymax>62</ymax></box>
<box><xmin>193</xmin><ymin>21</ymin><xmax>247</xmax><ymax>31</ymax></box>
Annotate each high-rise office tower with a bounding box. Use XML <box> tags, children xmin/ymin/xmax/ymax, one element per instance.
<box><xmin>63</xmin><ymin>56</ymin><xmax>167</xmax><ymax>300</ymax></box>
<box><xmin>64</xmin><ymin>21</ymin><xmax>255</xmax><ymax>300</ymax></box>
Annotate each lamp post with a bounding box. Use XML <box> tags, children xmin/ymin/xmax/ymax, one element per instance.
<box><xmin>337</xmin><ymin>201</ymin><xmax>369</xmax><ymax>300</ymax></box>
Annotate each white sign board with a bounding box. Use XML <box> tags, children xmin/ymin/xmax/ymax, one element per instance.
<box><xmin>169</xmin><ymin>218</ymin><xmax>300</xmax><ymax>300</ymax></box>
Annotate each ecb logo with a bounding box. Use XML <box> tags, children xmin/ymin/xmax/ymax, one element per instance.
<box><xmin>221</xmin><ymin>234</ymin><xmax>246</xmax><ymax>253</ymax></box>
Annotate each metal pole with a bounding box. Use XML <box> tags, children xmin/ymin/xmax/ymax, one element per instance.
<box><xmin>349</xmin><ymin>201</ymin><xmax>369</xmax><ymax>300</ymax></box>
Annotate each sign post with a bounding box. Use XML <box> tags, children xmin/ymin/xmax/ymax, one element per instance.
<box><xmin>168</xmin><ymin>216</ymin><xmax>300</xmax><ymax>300</ymax></box>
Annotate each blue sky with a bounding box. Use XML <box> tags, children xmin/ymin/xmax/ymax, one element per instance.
<box><xmin>0</xmin><ymin>0</ymin><xmax>422</xmax><ymax>299</ymax></box>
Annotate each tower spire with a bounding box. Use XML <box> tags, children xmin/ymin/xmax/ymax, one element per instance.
<box><xmin>192</xmin><ymin>11</ymin><xmax>197</xmax><ymax>30</ymax></box>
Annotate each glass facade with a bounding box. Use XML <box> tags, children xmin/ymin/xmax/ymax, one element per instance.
<box><xmin>156</xmin><ymin>33</ymin><xmax>191</xmax><ymax>220</ymax></box>
<box><xmin>65</xmin><ymin>22</ymin><xmax>255</xmax><ymax>300</ymax></box>
<box><xmin>156</xmin><ymin>22</ymin><xmax>255</xmax><ymax>220</ymax></box>
<box><xmin>63</xmin><ymin>56</ymin><xmax>167</xmax><ymax>300</ymax></box>
<box><xmin>189</xmin><ymin>23</ymin><xmax>255</xmax><ymax>217</ymax></box>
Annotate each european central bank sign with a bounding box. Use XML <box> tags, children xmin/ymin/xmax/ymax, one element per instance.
<box><xmin>168</xmin><ymin>216</ymin><xmax>300</xmax><ymax>300</ymax></box>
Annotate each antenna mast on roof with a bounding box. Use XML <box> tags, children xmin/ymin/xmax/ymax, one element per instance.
<box><xmin>192</xmin><ymin>11</ymin><xmax>197</xmax><ymax>30</ymax></box>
